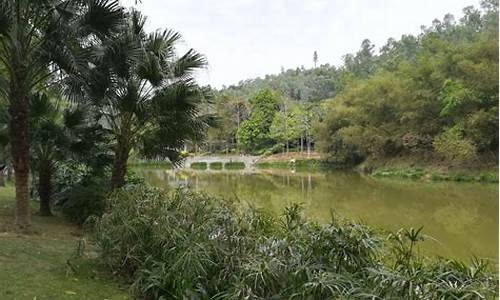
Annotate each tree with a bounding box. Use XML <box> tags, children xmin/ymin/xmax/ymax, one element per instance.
<box><xmin>236</xmin><ymin>89</ymin><xmax>280</xmax><ymax>153</ymax></box>
<box><xmin>207</xmin><ymin>91</ymin><xmax>249</xmax><ymax>153</ymax></box>
<box><xmin>296</xmin><ymin>102</ymin><xmax>319</xmax><ymax>156</ymax></box>
<box><xmin>343</xmin><ymin>39</ymin><xmax>377</xmax><ymax>78</ymax></box>
<box><xmin>313</xmin><ymin>51</ymin><xmax>318</xmax><ymax>68</ymax></box>
<box><xmin>74</xmin><ymin>10</ymin><xmax>211</xmax><ymax>189</ymax></box>
<box><xmin>0</xmin><ymin>0</ymin><xmax>124</xmax><ymax>227</ymax></box>
<box><xmin>315</xmin><ymin>2</ymin><xmax>498</xmax><ymax>165</ymax></box>
<box><xmin>29</xmin><ymin>92</ymin><xmax>102</xmax><ymax>216</ymax></box>
<box><xmin>269</xmin><ymin>100</ymin><xmax>300</xmax><ymax>153</ymax></box>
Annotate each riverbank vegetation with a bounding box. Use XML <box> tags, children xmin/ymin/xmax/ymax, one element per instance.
<box><xmin>315</xmin><ymin>3</ymin><xmax>498</xmax><ymax>171</ymax></box>
<box><xmin>202</xmin><ymin>1</ymin><xmax>498</xmax><ymax>178</ymax></box>
<box><xmin>371</xmin><ymin>167</ymin><xmax>499</xmax><ymax>183</ymax></box>
<box><xmin>93</xmin><ymin>182</ymin><xmax>498</xmax><ymax>299</ymax></box>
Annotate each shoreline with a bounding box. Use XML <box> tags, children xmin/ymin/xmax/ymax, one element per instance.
<box><xmin>130</xmin><ymin>154</ymin><xmax>499</xmax><ymax>183</ymax></box>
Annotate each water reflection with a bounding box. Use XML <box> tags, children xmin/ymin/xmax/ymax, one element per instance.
<box><xmin>137</xmin><ymin>168</ymin><xmax>498</xmax><ymax>261</ymax></box>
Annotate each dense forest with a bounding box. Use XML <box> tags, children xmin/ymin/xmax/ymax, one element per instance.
<box><xmin>206</xmin><ymin>0</ymin><xmax>499</xmax><ymax>170</ymax></box>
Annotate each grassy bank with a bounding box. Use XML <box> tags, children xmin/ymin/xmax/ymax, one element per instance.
<box><xmin>0</xmin><ymin>185</ymin><xmax>128</xmax><ymax>299</ymax></box>
<box><xmin>256</xmin><ymin>158</ymin><xmax>336</xmax><ymax>171</ymax></box>
<box><xmin>129</xmin><ymin>160</ymin><xmax>173</xmax><ymax>169</ymax></box>
<box><xmin>371</xmin><ymin>167</ymin><xmax>498</xmax><ymax>183</ymax></box>
<box><xmin>362</xmin><ymin>156</ymin><xmax>498</xmax><ymax>183</ymax></box>
<box><xmin>255</xmin><ymin>153</ymin><xmax>498</xmax><ymax>183</ymax></box>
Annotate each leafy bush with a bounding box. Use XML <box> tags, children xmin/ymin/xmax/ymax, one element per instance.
<box><xmin>478</xmin><ymin>171</ymin><xmax>498</xmax><ymax>183</ymax></box>
<box><xmin>190</xmin><ymin>162</ymin><xmax>207</xmax><ymax>170</ymax></box>
<box><xmin>94</xmin><ymin>183</ymin><xmax>498</xmax><ymax>299</ymax></box>
<box><xmin>402</xmin><ymin>132</ymin><xmax>433</xmax><ymax>152</ymax></box>
<box><xmin>224</xmin><ymin>161</ymin><xmax>245</xmax><ymax>170</ymax></box>
<box><xmin>433</xmin><ymin>127</ymin><xmax>477</xmax><ymax>162</ymax></box>
<box><xmin>208</xmin><ymin>162</ymin><xmax>223</xmax><ymax>170</ymax></box>
<box><xmin>60</xmin><ymin>179</ymin><xmax>108</xmax><ymax>225</ymax></box>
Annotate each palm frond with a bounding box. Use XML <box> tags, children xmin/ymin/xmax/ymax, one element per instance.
<box><xmin>79</xmin><ymin>0</ymin><xmax>124</xmax><ymax>39</ymax></box>
<box><xmin>146</xmin><ymin>29</ymin><xmax>181</xmax><ymax>60</ymax></box>
<box><xmin>128</xmin><ymin>8</ymin><xmax>146</xmax><ymax>38</ymax></box>
<box><xmin>173</xmin><ymin>49</ymin><xmax>207</xmax><ymax>79</ymax></box>
<box><xmin>0</xmin><ymin>1</ymin><xmax>12</xmax><ymax>37</ymax></box>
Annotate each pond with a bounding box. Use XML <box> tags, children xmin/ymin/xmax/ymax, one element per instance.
<box><xmin>137</xmin><ymin>168</ymin><xmax>499</xmax><ymax>262</ymax></box>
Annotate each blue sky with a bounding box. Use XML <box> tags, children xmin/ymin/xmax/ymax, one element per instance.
<box><xmin>121</xmin><ymin>0</ymin><xmax>479</xmax><ymax>88</ymax></box>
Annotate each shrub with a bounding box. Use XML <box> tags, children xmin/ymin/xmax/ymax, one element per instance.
<box><xmin>93</xmin><ymin>183</ymin><xmax>498</xmax><ymax>299</ymax></box>
<box><xmin>224</xmin><ymin>161</ymin><xmax>245</xmax><ymax>170</ymax></box>
<box><xmin>208</xmin><ymin>162</ymin><xmax>223</xmax><ymax>170</ymax></box>
<box><xmin>402</xmin><ymin>132</ymin><xmax>433</xmax><ymax>152</ymax></box>
<box><xmin>60</xmin><ymin>179</ymin><xmax>107</xmax><ymax>225</ymax></box>
<box><xmin>433</xmin><ymin>127</ymin><xmax>477</xmax><ymax>162</ymax></box>
<box><xmin>190</xmin><ymin>162</ymin><xmax>207</xmax><ymax>170</ymax></box>
<box><xmin>478</xmin><ymin>171</ymin><xmax>498</xmax><ymax>183</ymax></box>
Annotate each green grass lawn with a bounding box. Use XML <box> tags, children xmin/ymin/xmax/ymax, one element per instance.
<box><xmin>0</xmin><ymin>185</ymin><xmax>129</xmax><ymax>300</ymax></box>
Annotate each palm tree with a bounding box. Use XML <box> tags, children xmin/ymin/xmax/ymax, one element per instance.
<box><xmin>29</xmin><ymin>92</ymin><xmax>102</xmax><ymax>216</ymax></box>
<box><xmin>0</xmin><ymin>0</ymin><xmax>124</xmax><ymax>227</ymax></box>
<box><xmin>72</xmin><ymin>10</ymin><xmax>212</xmax><ymax>189</ymax></box>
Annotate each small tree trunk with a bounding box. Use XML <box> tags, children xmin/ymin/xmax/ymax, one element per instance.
<box><xmin>9</xmin><ymin>87</ymin><xmax>31</xmax><ymax>227</ymax></box>
<box><xmin>6</xmin><ymin>165</ymin><xmax>12</xmax><ymax>182</ymax></box>
<box><xmin>38</xmin><ymin>160</ymin><xmax>52</xmax><ymax>216</ymax></box>
<box><xmin>110</xmin><ymin>136</ymin><xmax>131</xmax><ymax>190</ymax></box>
<box><xmin>307</xmin><ymin>136</ymin><xmax>311</xmax><ymax>158</ymax></box>
<box><xmin>300</xmin><ymin>135</ymin><xmax>304</xmax><ymax>154</ymax></box>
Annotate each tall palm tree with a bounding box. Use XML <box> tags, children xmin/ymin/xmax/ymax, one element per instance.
<box><xmin>0</xmin><ymin>0</ymin><xmax>124</xmax><ymax>227</ymax></box>
<box><xmin>71</xmin><ymin>10</ymin><xmax>212</xmax><ymax>189</ymax></box>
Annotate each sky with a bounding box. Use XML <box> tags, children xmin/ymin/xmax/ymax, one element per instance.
<box><xmin>120</xmin><ymin>0</ymin><xmax>480</xmax><ymax>88</ymax></box>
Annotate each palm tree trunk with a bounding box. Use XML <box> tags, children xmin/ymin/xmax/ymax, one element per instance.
<box><xmin>110</xmin><ymin>136</ymin><xmax>130</xmax><ymax>189</ymax></box>
<box><xmin>38</xmin><ymin>160</ymin><xmax>52</xmax><ymax>216</ymax></box>
<box><xmin>9</xmin><ymin>88</ymin><xmax>31</xmax><ymax>227</ymax></box>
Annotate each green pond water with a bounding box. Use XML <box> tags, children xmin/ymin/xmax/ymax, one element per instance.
<box><xmin>137</xmin><ymin>168</ymin><xmax>499</xmax><ymax>262</ymax></box>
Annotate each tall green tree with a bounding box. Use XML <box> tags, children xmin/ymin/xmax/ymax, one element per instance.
<box><xmin>207</xmin><ymin>91</ymin><xmax>249</xmax><ymax>153</ymax></box>
<box><xmin>269</xmin><ymin>100</ymin><xmax>300</xmax><ymax>153</ymax></box>
<box><xmin>74</xmin><ymin>10</ymin><xmax>211</xmax><ymax>189</ymax></box>
<box><xmin>0</xmin><ymin>0</ymin><xmax>124</xmax><ymax>227</ymax></box>
<box><xmin>237</xmin><ymin>89</ymin><xmax>280</xmax><ymax>153</ymax></box>
<box><xmin>343</xmin><ymin>39</ymin><xmax>377</xmax><ymax>78</ymax></box>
